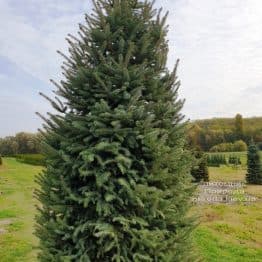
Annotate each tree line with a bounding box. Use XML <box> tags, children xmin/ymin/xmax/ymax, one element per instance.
<box><xmin>188</xmin><ymin>114</ymin><xmax>262</xmax><ymax>151</ymax></box>
<box><xmin>0</xmin><ymin>132</ymin><xmax>41</xmax><ymax>156</ymax></box>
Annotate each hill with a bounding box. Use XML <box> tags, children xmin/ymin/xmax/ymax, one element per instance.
<box><xmin>188</xmin><ymin>116</ymin><xmax>262</xmax><ymax>151</ymax></box>
<box><xmin>195</xmin><ymin>117</ymin><xmax>262</xmax><ymax>132</ymax></box>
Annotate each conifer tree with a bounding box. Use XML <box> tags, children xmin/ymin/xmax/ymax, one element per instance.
<box><xmin>246</xmin><ymin>141</ymin><xmax>262</xmax><ymax>184</ymax></box>
<box><xmin>191</xmin><ymin>151</ymin><xmax>209</xmax><ymax>182</ymax></box>
<box><xmin>36</xmin><ymin>1</ymin><xmax>195</xmax><ymax>261</ymax></box>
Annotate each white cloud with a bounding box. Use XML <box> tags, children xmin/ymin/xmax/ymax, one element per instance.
<box><xmin>0</xmin><ymin>94</ymin><xmax>47</xmax><ymax>136</ymax></box>
<box><xmin>0</xmin><ymin>0</ymin><xmax>262</xmax><ymax>136</ymax></box>
<box><xmin>0</xmin><ymin>0</ymin><xmax>90</xmax><ymax>83</ymax></box>
<box><xmin>156</xmin><ymin>0</ymin><xmax>262</xmax><ymax>118</ymax></box>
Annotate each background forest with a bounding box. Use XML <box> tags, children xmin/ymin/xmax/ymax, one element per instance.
<box><xmin>1</xmin><ymin>114</ymin><xmax>261</xmax><ymax>156</ymax></box>
<box><xmin>188</xmin><ymin>114</ymin><xmax>262</xmax><ymax>152</ymax></box>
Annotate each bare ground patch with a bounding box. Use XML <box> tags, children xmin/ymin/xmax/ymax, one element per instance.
<box><xmin>0</xmin><ymin>219</ymin><xmax>12</xmax><ymax>235</ymax></box>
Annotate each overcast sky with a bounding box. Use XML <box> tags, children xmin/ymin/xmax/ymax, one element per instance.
<box><xmin>1</xmin><ymin>0</ymin><xmax>262</xmax><ymax>136</ymax></box>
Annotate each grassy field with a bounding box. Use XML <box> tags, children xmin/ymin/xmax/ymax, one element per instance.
<box><xmin>192</xmin><ymin>164</ymin><xmax>262</xmax><ymax>262</ymax></box>
<box><xmin>0</xmin><ymin>157</ymin><xmax>261</xmax><ymax>261</ymax></box>
<box><xmin>0</xmin><ymin>158</ymin><xmax>41</xmax><ymax>262</ymax></box>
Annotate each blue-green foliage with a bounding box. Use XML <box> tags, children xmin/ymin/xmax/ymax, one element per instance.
<box><xmin>207</xmin><ymin>154</ymin><xmax>243</xmax><ymax>167</ymax></box>
<box><xmin>207</xmin><ymin>154</ymin><xmax>227</xmax><ymax>167</ymax></box>
<box><xmin>246</xmin><ymin>141</ymin><xmax>262</xmax><ymax>184</ymax></box>
<box><xmin>228</xmin><ymin>155</ymin><xmax>241</xmax><ymax>166</ymax></box>
<box><xmin>191</xmin><ymin>151</ymin><xmax>209</xmax><ymax>182</ymax></box>
<box><xmin>35</xmin><ymin>1</ymin><xmax>195</xmax><ymax>261</ymax></box>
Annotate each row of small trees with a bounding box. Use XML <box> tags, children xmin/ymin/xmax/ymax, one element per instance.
<box><xmin>207</xmin><ymin>154</ymin><xmax>227</xmax><ymax>167</ymax></box>
<box><xmin>228</xmin><ymin>155</ymin><xmax>241</xmax><ymax>165</ymax></box>
<box><xmin>205</xmin><ymin>142</ymin><xmax>262</xmax><ymax>185</ymax></box>
<box><xmin>207</xmin><ymin>154</ymin><xmax>241</xmax><ymax>167</ymax></box>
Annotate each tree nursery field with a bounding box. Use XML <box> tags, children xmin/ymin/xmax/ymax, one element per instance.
<box><xmin>0</xmin><ymin>158</ymin><xmax>261</xmax><ymax>262</ymax></box>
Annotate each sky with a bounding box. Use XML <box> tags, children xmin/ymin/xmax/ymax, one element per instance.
<box><xmin>0</xmin><ymin>0</ymin><xmax>262</xmax><ymax>136</ymax></box>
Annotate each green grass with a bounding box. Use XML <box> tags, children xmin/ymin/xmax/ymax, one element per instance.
<box><xmin>0</xmin><ymin>209</ymin><xmax>18</xmax><ymax>219</ymax></box>
<box><xmin>193</xmin><ymin>201</ymin><xmax>262</xmax><ymax>261</ymax></box>
<box><xmin>0</xmin><ymin>158</ymin><xmax>42</xmax><ymax>262</ymax></box>
<box><xmin>0</xmin><ymin>158</ymin><xmax>261</xmax><ymax>261</ymax></box>
<box><xmin>208</xmin><ymin>165</ymin><xmax>246</xmax><ymax>181</ymax></box>
<box><xmin>194</xmin><ymin>227</ymin><xmax>262</xmax><ymax>262</ymax></box>
<box><xmin>192</xmin><ymin>163</ymin><xmax>262</xmax><ymax>261</ymax></box>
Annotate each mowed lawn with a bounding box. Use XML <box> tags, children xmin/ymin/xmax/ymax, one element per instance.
<box><xmin>0</xmin><ymin>158</ymin><xmax>41</xmax><ymax>262</ymax></box>
<box><xmin>0</xmin><ymin>157</ymin><xmax>261</xmax><ymax>261</ymax></box>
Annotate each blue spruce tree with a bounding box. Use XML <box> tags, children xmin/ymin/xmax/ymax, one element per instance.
<box><xmin>36</xmin><ymin>1</ymin><xmax>195</xmax><ymax>261</ymax></box>
<box><xmin>246</xmin><ymin>141</ymin><xmax>262</xmax><ymax>185</ymax></box>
